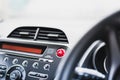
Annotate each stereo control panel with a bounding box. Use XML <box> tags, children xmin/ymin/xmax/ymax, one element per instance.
<box><xmin>0</xmin><ymin>41</ymin><xmax>68</xmax><ymax>80</ymax></box>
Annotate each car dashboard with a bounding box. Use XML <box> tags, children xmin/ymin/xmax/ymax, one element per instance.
<box><xmin>0</xmin><ymin>26</ymin><xmax>69</xmax><ymax>80</ymax></box>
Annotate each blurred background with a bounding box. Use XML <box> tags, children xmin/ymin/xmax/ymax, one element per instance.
<box><xmin>0</xmin><ymin>0</ymin><xmax>120</xmax><ymax>21</ymax></box>
<box><xmin>0</xmin><ymin>1</ymin><xmax>119</xmax><ymax>79</ymax></box>
<box><xmin>0</xmin><ymin>0</ymin><xmax>120</xmax><ymax>46</ymax></box>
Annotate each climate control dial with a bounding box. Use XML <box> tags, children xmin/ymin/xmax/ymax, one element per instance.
<box><xmin>10</xmin><ymin>70</ymin><xmax>21</xmax><ymax>80</ymax></box>
<box><xmin>6</xmin><ymin>65</ymin><xmax>26</xmax><ymax>80</ymax></box>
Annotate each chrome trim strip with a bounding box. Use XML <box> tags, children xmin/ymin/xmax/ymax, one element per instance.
<box><xmin>47</xmin><ymin>34</ymin><xmax>59</xmax><ymax>37</ymax></box>
<box><xmin>19</xmin><ymin>32</ymin><xmax>29</xmax><ymax>35</ymax></box>
<box><xmin>104</xmin><ymin>57</ymin><xmax>108</xmax><ymax>73</ymax></box>
<box><xmin>78</xmin><ymin>40</ymin><xmax>104</xmax><ymax>67</ymax></box>
<box><xmin>92</xmin><ymin>42</ymin><xmax>105</xmax><ymax>71</ymax></box>
<box><xmin>75</xmin><ymin>67</ymin><xmax>105</xmax><ymax>79</ymax></box>
<box><xmin>34</xmin><ymin>28</ymin><xmax>40</xmax><ymax>40</ymax></box>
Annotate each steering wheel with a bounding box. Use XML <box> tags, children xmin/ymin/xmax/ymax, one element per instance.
<box><xmin>55</xmin><ymin>11</ymin><xmax>120</xmax><ymax>80</ymax></box>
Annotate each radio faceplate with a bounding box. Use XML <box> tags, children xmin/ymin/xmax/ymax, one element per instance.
<box><xmin>0</xmin><ymin>41</ymin><xmax>68</xmax><ymax>80</ymax></box>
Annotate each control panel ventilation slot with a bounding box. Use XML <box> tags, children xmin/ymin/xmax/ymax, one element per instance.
<box><xmin>37</xmin><ymin>28</ymin><xmax>68</xmax><ymax>43</ymax></box>
<box><xmin>8</xmin><ymin>27</ymin><xmax>37</xmax><ymax>40</ymax></box>
<box><xmin>8</xmin><ymin>27</ymin><xmax>69</xmax><ymax>43</ymax></box>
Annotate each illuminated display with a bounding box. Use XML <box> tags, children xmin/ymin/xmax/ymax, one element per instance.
<box><xmin>2</xmin><ymin>44</ymin><xmax>43</xmax><ymax>54</ymax></box>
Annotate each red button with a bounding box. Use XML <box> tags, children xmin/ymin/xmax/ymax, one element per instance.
<box><xmin>56</xmin><ymin>49</ymin><xmax>65</xmax><ymax>58</ymax></box>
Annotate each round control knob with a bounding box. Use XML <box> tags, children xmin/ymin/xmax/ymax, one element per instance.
<box><xmin>10</xmin><ymin>70</ymin><xmax>21</xmax><ymax>80</ymax></box>
<box><xmin>6</xmin><ymin>65</ymin><xmax>26</xmax><ymax>80</ymax></box>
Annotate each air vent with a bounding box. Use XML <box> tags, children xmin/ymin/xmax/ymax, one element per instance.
<box><xmin>37</xmin><ymin>27</ymin><xmax>68</xmax><ymax>43</ymax></box>
<box><xmin>8</xmin><ymin>27</ymin><xmax>69</xmax><ymax>43</ymax></box>
<box><xmin>8</xmin><ymin>27</ymin><xmax>37</xmax><ymax>40</ymax></box>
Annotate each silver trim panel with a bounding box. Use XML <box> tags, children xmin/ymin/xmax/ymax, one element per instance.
<box><xmin>78</xmin><ymin>40</ymin><xmax>105</xmax><ymax>67</ymax></box>
<box><xmin>75</xmin><ymin>67</ymin><xmax>105</xmax><ymax>79</ymax></box>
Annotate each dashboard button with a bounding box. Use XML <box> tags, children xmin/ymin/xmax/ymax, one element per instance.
<box><xmin>22</xmin><ymin>60</ymin><xmax>28</xmax><ymax>67</ymax></box>
<box><xmin>0</xmin><ymin>70</ymin><xmax>6</xmax><ymax>78</ymax></box>
<box><xmin>0</xmin><ymin>67</ymin><xmax>6</xmax><ymax>78</ymax></box>
<box><xmin>28</xmin><ymin>71</ymin><xmax>48</xmax><ymax>79</ymax></box>
<box><xmin>38</xmin><ymin>73</ymin><xmax>48</xmax><ymax>79</ymax></box>
<box><xmin>0</xmin><ymin>65</ymin><xmax>6</xmax><ymax>70</ymax></box>
<box><xmin>56</xmin><ymin>48</ymin><xmax>65</xmax><ymax>58</ymax></box>
<box><xmin>48</xmin><ymin>59</ymin><xmax>54</xmax><ymax>63</ymax></box>
<box><xmin>43</xmin><ymin>59</ymin><xmax>48</xmax><ymax>62</ymax></box>
<box><xmin>32</xmin><ymin>62</ymin><xmax>39</xmax><ymax>69</ymax></box>
<box><xmin>3</xmin><ymin>57</ymin><xmax>9</xmax><ymax>62</ymax></box>
<box><xmin>12</xmin><ymin>59</ymin><xmax>18</xmax><ymax>64</ymax></box>
<box><xmin>28</xmin><ymin>71</ymin><xmax>37</xmax><ymax>77</ymax></box>
<box><xmin>44</xmin><ymin>64</ymin><xmax>50</xmax><ymax>71</ymax></box>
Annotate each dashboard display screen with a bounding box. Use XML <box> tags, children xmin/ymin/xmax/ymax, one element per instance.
<box><xmin>2</xmin><ymin>44</ymin><xmax>43</xmax><ymax>54</ymax></box>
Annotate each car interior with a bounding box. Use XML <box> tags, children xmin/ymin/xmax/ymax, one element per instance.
<box><xmin>0</xmin><ymin>0</ymin><xmax>120</xmax><ymax>80</ymax></box>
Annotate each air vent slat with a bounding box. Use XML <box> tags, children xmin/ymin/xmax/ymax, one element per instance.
<box><xmin>38</xmin><ymin>33</ymin><xmax>65</xmax><ymax>38</ymax></box>
<box><xmin>13</xmin><ymin>32</ymin><xmax>35</xmax><ymax>36</ymax></box>
<box><xmin>10</xmin><ymin>34</ymin><xmax>34</xmax><ymax>38</ymax></box>
<box><xmin>17</xmin><ymin>29</ymin><xmax>36</xmax><ymax>32</ymax></box>
<box><xmin>59</xmin><ymin>35</ymin><xmax>66</xmax><ymax>38</ymax></box>
<box><xmin>38</xmin><ymin>33</ymin><xmax>48</xmax><ymax>36</ymax></box>
<box><xmin>8</xmin><ymin>27</ymin><xmax>37</xmax><ymax>40</ymax></box>
<box><xmin>11</xmin><ymin>34</ymin><xmax>21</xmax><ymax>37</ymax></box>
<box><xmin>58</xmin><ymin>38</ymin><xmax>68</xmax><ymax>41</ymax></box>
<box><xmin>40</xmin><ymin>30</ymin><xmax>63</xmax><ymax>34</ymax></box>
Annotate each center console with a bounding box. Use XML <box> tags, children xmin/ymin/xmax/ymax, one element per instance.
<box><xmin>0</xmin><ymin>40</ymin><xmax>68</xmax><ymax>80</ymax></box>
<box><xmin>0</xmin><ymin>26</ymin><xmax>69</xmax><ymax>80</ymax></box>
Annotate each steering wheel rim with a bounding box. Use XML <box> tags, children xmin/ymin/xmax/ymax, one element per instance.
<box><xmin>55</xmin><ymin>11</ymin><xmax>120</xmax><ymax>80</ymax></box>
